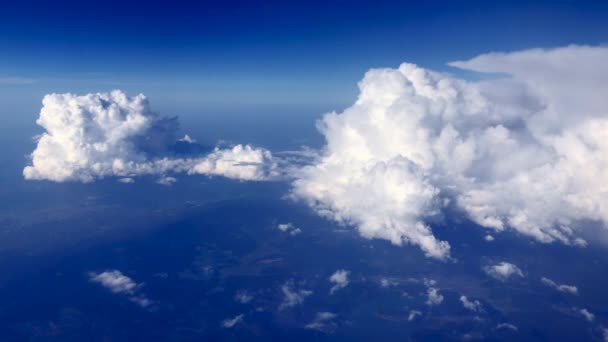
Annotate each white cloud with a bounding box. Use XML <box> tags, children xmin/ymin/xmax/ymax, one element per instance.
<box><xmin>484</xmin><ymin>235</ymin><xmax>495</xmax><ymax>242</ymax></box>
<box><xmin>483</xmin><ymin>262</ymin><xmax>524</xmax><ymax>281</ymax></box>
<box><xmin>118</xmin><ymin>177</ymin><xmax>135</xmax><ymax>184</ymax></box>
<box><xmin>426</xmin><ymin>287</ymin><xmax>443</xmax><ymax>306</ymax></box>
<box><xmin>88</xmin><ymin>270</ymin><xmax>152</xmax><ymax>308</ymax></box>
<box><xmin>156</xmin><ymin>176</ymin><xmax>176</xmax><ymax>186</ymax></box>
<box><xmin>222</xmin><ymin>314</ymin><xmax>244</xmax><ymax>328</ymax></box>
<box><xmin>380</xmin><ymin>278</ymin><xmax>398</xmax><ymax>288</ymax></box>
<box><xmin>305</xmin><ymin>312</ymin><xmax>337</xmax><ymax>332</ymax></box>
<box><xmin>579</xmin><ymin>308</ymin><xmax>595</xmax><ymax>322</ymax></box>
<box><xmin>291</xmin><ymin>45</ymin><xmax>608</xmax><ymax>259</ymax></box>
<box><xmin>277</xmin><ymin>222</ymin><xmax>302</xmax><ymax>236</ymax></box>
<box><xmin>460</xmin><ymin>295</ymin><xmax>483</xmax><ymax>312</ymax></box>
<box><xmin>408</xmin><ymin>310</ymin><xmax>422</xmax><ymax>321</ymax></box>
<box><xmin>496</xmin><ymin>323</ymin><xmax>518</xmax><ymax>331</ymax></box>
<box><xmin>24</xmin><ymin>90</ymin><xmax>277</xmax><ymax>183</ymax></box>
<box><xmin>329</xmin><ymin>269</ymin><xmax>350</xmax><ymax>294</ymax></box>
<box><xmin>279</xmin><ymin>280</ymin><xmax>313</xmax><ymax>310</ymax></box>
<box><xmin>179</xmin><ymin>134</ymin><xmax>196</xmax><ymax>143</ymax></box>
<box><xmin>540</xmin><ymin>277</ymin><xmax>578</xmax><ymax>295</ymax></box>
<box><xmin>235</xmin><ymin>290</ymin><xmax>253</xmax><ymax>304</ymax></box>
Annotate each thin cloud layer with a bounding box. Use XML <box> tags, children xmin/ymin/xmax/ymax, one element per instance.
<box><xmin>291</xmin><ymin>45</ymin><xmax>608</xmax><ymax>259</ymax></box>
<box><xmin>24</xmin><ymin>90</ymin><xmax>277</xmax><ymax>183</ymax></box>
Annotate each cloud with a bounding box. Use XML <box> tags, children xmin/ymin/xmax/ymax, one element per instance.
<box><xmin>540</xmin><ymin>277</ymin><xmax>578</xmax><ymax>295</ymax></box>
<box><xmin>88</xmin><ymin>270</ymin><xmax>152</xmax><ymax>308</ymax></box>
<box><xmin>222</xmin><ymin>314</ymin><xmax>244</xmax><ymax>328</ymax></box>
<box><xmin>426</xmin><ymin>287</ymin><xmax>443</xmax><ymax>306</ymax></box>
<box><xmin>291</xmin><ymin>45</ymin><xmax>608</xmax><ymax>259</ymax></box>
<box><xmin>329</xmin><ymin>269</ymin><xmax>350</xmax><ymax>294</ymax></box>
<box><xmin>483</xmin><ymin>262</ymin><xmax>524</xmax><ymax>281</ymax></box>
<box><xmin>305</xmin><ymin>312</ymin><xmax>337</xmax><ymax>332</ymax></box>
<box><xmin>277</xmin><ymin>223</ymin><xmax>302</xmax><ymax>236</ymax></box>
<box><xmin>484</xmin><ymin>235</ymin><xmax>494</xmax><ymax>242</ymax></box>
<box><xmin>234</xmin><ymin>290</ymin><xmax>253</xmax><ymax>304</ymax></box>
<box><xmin>118</xmin><ymin>177</ymin><xmax>135</xmax><ymax>184</ymax></box>
<box><xmin>24</xmin><ymin>90</ymin><xmax>277</xmax><ymax>183</ymax></box>
<box><xmin>408</xmin><ymin>310</ymin><xmax>422</xmax><ymax>321</ymax></box>
<box><xmin>0</xmin><ymin>76</ymin><xmax>36</xmax><ymax>84</ymax></box>
<box><xmin>460</xmin><ymin>295</ymin><xmax>483</xmax><ymax>312</ymax></box>
<box><xmin>279</xmin><ymin>280</ymin><xmax>313</xmax><ymax>310</ymax></box>
<box><xmin>496</xmin><ymin>323</ymin><xmax>518</xmax><ymax>331</ymax></box>
<box><xmin>379</xmin><ymin>278</ymin><xmax>398</xmax><ymax>288</ymax></box>
<box><xmin>578</xmin><ymin>308</ymin><xmax>595</xmax><ymax>322</ymax></box>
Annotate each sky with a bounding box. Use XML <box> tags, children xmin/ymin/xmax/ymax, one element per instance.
<box><xmin>1</xmin><ymin>0</ymin><xmax>608</xmax><ymax>114</ymax></box>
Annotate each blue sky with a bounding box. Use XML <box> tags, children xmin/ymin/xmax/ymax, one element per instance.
<box><xmin>1</xmin><ymin>0</ymin><xmax>607</xmax><ymax>113</ymax></box>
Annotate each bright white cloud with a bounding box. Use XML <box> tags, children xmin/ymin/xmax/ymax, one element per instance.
<box><xmin>88</xmin><ymin>270</ymin><xmax>152</xmax><ymax>308</ymax></box>
<box><xmin>279</xmin><ymin>280</ymin><xmax>313</xmax><ymax>310</ymax></box>
<box><xmin>483</xmin><ymin>262</ymin><xmax>524</xmax><ymax>281</ymax></box>
<box><xmin>24</xmin><ymin>90</ymin><xmax>277</xmax><ymax>183</ymax></box>
<box><xmin>291</xmin><ymin>45</ymin><xmax>608</xmax><ymax>259</ymax></box>
<box><xmin>460</xmin><ymin>295</ymin><xmax>483</xmax><ymax>312</ymax></box>
<box><xmin>222</xmin><ymin>314</ymin><xmax>244</xmax><ymax>328</ymax></box>
<box><xmin>484</xmin><ymin>235</ymin><xmax>495</xmax><ymax>242</ymax></box>
<box><xmin>277</xmin><ymin>222</ymin><xmax>302</xmax><ymax>236</ymax></box>
<box><xmin>540</xmin><ymin>277</ymin><xmax>578</xmax><ymax>295</ymax></box>
<box><xmin>329</xmin><ymin>269</ymin><xmax>350</xmax><ymax>294</ymax></box>
<box><xmin>305</xmin><ymin>312</ymin><xmax>337</xmax><ymax>332</ymax></box>
<box><xmin>426</xmin><ymin>287</ymin><xmax>443</xmax><ymax>306</ymax></box>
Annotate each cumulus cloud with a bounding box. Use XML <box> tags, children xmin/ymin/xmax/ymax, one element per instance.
<box><xmin>222</xmin><ymin>314</ymin><xmax>244</xmax><ymax>328</ymax></box>
<box><xmin>483</xmin><ymin>262</ymin><xmax>524</xmax><ymax>281</ymax></box>
<box><xmin>277</xmin><ymin>223</ymin><xmax>302</xmax><ymax>236</ymax></box>
<box><xmin>329</xmin><ymin>269</ymin><xmax>350</xmax><ymax>294</ymax></box>
<box><xmin>291</xmin><ymin>45</ymin><xmax>608</xmax><ymax>259</ymax></box>
<box><xmin>541</xmin><ymin>277</ymin><xmax>578</xmax><ymax>295</ymax></box>
<box><xmin>24</xmin><ymin>90</ymin><xmax>277</xmax><ymax>183</ymax></box>
<box><xmin>88</xmin><ymin>270</ymin><xmax>152</xmax><ymax>308</ymax></box>
<box><xmin>460</xmin><ymin>295</ymin><xmax>483</xmax><ymax>312</ymax></box>
<box><xmin>426</xmin><ymin>287</ymin><xmax>443</xmax><ymax>306</ymax></box>
<box><xmin>279</xmin><ymin>280</ymin><xmax>313</xmax><ymax>310</ymax></box>
<box><xmin>305</xmin><ymin>312</ymin><xmax>337</xmax><ymax>332</ymax></box>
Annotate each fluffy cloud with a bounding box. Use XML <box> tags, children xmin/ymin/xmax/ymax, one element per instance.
<box><xmin>291</xmin><ymin>45</ymin><xmax>608</xmax><ymax>259</ymax></box>
<box><xmin>279</xmin><ymin>280</ymin><xmax>313</xmax><ymax>310</ymax></box>
<box><xmin>540</xmin><ymin>277</ymin><xmax>578</xmax><ymax>295</ymax></box>
<box><xmin>329</xmin><ymin>269</ymin><xmax>350</xmax><ymax>294</ymax></box>
<box><xmin>24</xmin><ymin>90</ymin><xmax>277</xmax><ymax>183</ymax></box>
<box><xmin>277</xmin><ymin>223</ymin><xmax>302</xmax><ymax>236</ymax></box>
<box><xmin>222</xmin><ymin>314</ymin><xmax>244</xmax><ymax>328</ymax></box>
<box><xmin>426</xmin><ymin>287</ymin><xmax>443</xmax><ymax>306</ymax></box>
<box><xmin>88</xmin><ymin>270</ymin><xmax>152</xmax><ymax>308</ymax></box>
<box><xmin>305</xmin><ymin>312</ymin><xmax>337</xmax><ymax>332</ymax></box>
<box><xmin>483</xmin><ymin>262</ymin><xmax>524</xmax><ymax>281</ymax></box>
<box><xmin>460</xmin><ymin>295</ymin><xmax>483</xmax><ymax>312</ymax></box>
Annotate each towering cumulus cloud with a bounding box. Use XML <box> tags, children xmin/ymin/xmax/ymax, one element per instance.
<box><xmin>292</xmin><ymin>45</ymin><xmax>608</xmax><ymax>259</ymax></box>
<box><xmin>24</xmin><ymin>90</ymin><xmax>277</xmax><ymax>182</ymax></box>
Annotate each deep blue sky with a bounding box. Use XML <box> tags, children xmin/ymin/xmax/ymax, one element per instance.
<box><xmin>1</xmin><ymin>0</ymin><xmax>607</xmax><ymax>116</ymax></box>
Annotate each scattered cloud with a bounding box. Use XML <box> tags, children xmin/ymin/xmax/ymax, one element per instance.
<box><xmin>541</xmin><ymin>277</ymin><xmax>578</xmax><ymax>295</ymax></box>
<box><xmin>380</xmin><ymin>278</ymin><xmax>399</xmax><ymax>288</ymax></box>
<box><xmin>408</xmin><ymin>310</ymin><xmax>422</xmax><ymax>321</ymax></box>
<box><xmin>305</xmin><ymin>312</ymin><xmax>337</xmax><ymax>332</ymax></box>
<box><xmin>291</xmin><ymin>45</ymin><xmax>608</xmax><ymax>259</ymax></box>
<box><xmin>483</xmin><ymin>262</ymin><xmax>524</xmax><ymax>281</ymax></box>
<box><xmin>460</xmin><ymin>295</ymin><xmax>483</xmax><ymax>312</ymax></box>
<box><xmin>279</xmin><ymin>280</ymin><xmax>313</xmax><ymax>310</ymax></box>
<box><xmin>88</xmin><ymin>270</ymin><xmax>152</xmax><ymax>308</ymax></box>
<box><xmin>329</xmin><ymin>269</ymin><xmax>350</xmax><ymax>294</ymax></box>
<box><xmin>235</xmin><ymin>290</ymin><xmax>254</xmax><ymax>304</ymax></box>
<box><xmin>484</xmin><ymin>235</ymin><xmax>495</xmax><ymax>242</ymax></box>
<box><xmin>222</xmin><ymin>314</ymin><xmax>244</xmax><ymax>328</ymax></box>
<box><xmin>426</xmin><ymin>287</ymin><xmax>443</xmax><ymax>306</ymax></box>
<box><xmin>578</xmin><ymin>308</ymin><xmax>595</xmax><ymax>322</ymax></box>
<box><xmin>24</xmin><ymin>90</ymin><xmax>277</xmax><ymax>183</ymax></box>
<box><xmin>277</xmin><ymin>222</ymin><xmax>302</xmax><ymax>236</ymax></box>
<box><xmin>118</xmin><ymin>177</ymin><xmax>135</xmax><ymax>184</ymax></box>
<box><xmin>496</xmin><ymin>323</ymin><xmax>518</xmax><ymax>331</ymax></box>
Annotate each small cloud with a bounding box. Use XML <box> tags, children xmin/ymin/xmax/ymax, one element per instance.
<box><xmin>279</xmin><ymin>280</ymin><xmax>313</xmax><ymax>310</ymax></box>
<box><xmin>408</xmin><ymin>310</ymin><xmax>422</xmax><ymax>321</ymax></box>
<box><xmin>277</xmin><ymin>223</ymin><xmax>301</xmax><ymax>236</ymax></box>
<box><xmin>305</xmin><ymin>312</ymin><xmax>337</xmax><ymax>332</ymax></box>
<box><xmin>578</xmin><ymin>308</ymin><xmax>595</xmax><ymax>322</ymax></box>
<box><xmin>484</xmin><ymin>235</ymin><xmax>495</xmax><ymax>242</ymax></box>
<box><xmin>118</xmin><ymin>177</ymin><xmax>135</xmax><ymax>184</ymax></box>
<box><xmin>88</xmin><ymin>270</ymin><xmax>152</xmax><ymax>308</ymax></box>
<box><xmin>222</xmin><ymin>314</ymin><xmax>244</xmax><ymax>328</ymax></box>
<box><xmin>156</xmin><ymin>176</ymin><xmax>177</xmax><ymax>186</ymax></box>
<box><xmin>179</xmin><ymin>134</ymin><xmax>196</xmax><ymax>143</ymax></box>
<box><xmin>483</xmin><ymin>262</ymin><xmax>524</xmax><ymax>281</ymax></box>
<box><xmin>496</xmin><ymin>323</ymin><xmax>518</xmax><ymax>331</ymax></box>
<box><xmin>235</xmin><ymin>290</ymin><xmax>253</xmax><ymax>304</ymax></box>
<box><xmin>329</xmin><ymin>269</ymin><xmax>350</xmax><ymax>294</ymax></box>
<box><xmin>380</xmin><ymin>278</ymin><xmax>399</xmax><ymax>288</ymax></box>
<box><xmin>426</xmin><ymin>287</ymin><xmax>443</xmax><ymax>306</ymax></box>
<box><xmin>460</xmin><ymin>295</ymin><xmax>483</xmax><ymax>312</ymax></box>
<box><xmin>540</xmin><ymin>277</ymin><xmax>578</xmax><ymax>295</ymax></box>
